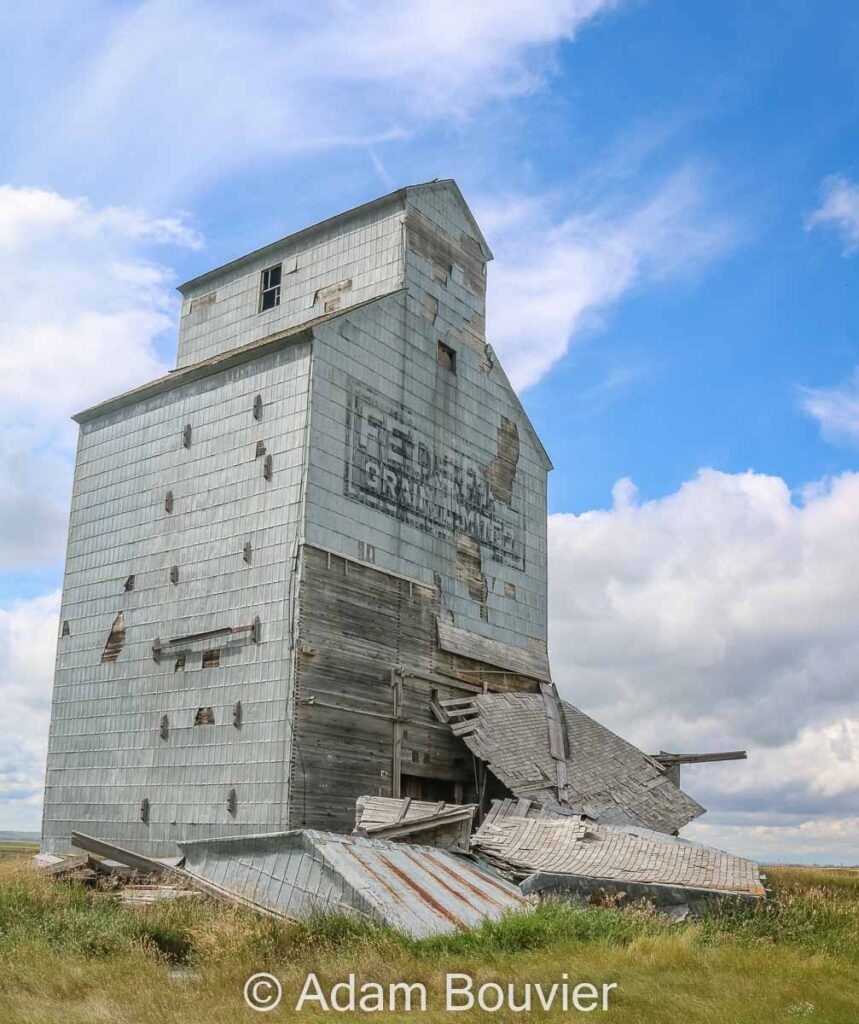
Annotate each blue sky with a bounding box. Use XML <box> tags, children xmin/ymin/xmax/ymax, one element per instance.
<box><xmin>0</xmin><ymin>0</ymin><xmax>857</xmax><ymax>862</ymax></box>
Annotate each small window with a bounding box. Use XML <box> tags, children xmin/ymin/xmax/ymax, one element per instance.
<box><xmin>169</xmin><ymin>565</ymin><xmax>179</xmax><ymax>584</ymax></box>
<box><xmin>174</xmin><ymin>654</ymin><xmax>186</xmax><ymax>672</ymax></box>
<box><xmin>255</xmin><ymin>440</ymin><xmax>266</xmax><ymax>458</ymax></box>
<box><xmin>194</xmin><ymin>706</ymin><xmax>215</xmax><ymax>726</ymax></box>
<box><xmin>165</xmin><ymin>490</ymin><xmax>174</xmax><ymax>514</ymax></box>
<box><xmin>437</xmin><ymin>341</ymin><xmax>456</xmax><ymax>373</ymax></box>
<box><xmin>123</xmin><ymin>575</ymin><xmax>135</xmax><ymax>592</ymax></box>
<box><xmin>182</xmin><ymin>424</ymin><xmax>192</xmax><ymax>449</ymax></box>
<box><xmin>259</xmin><ymin>264</ymin><xmax>282</xmax><ymax>311</ymax></box>
<box><xmin>253</xmin><ymin>394</ymin><xmax>263</xmax><ymax>421</ymax></box>
<box><xmin>61</xmin><ymin>620</ymin><xmax>71</xmax><ymax>637</ymax></box>
<box><xmin>202</xmin><ymin>649</ymin><xmax>220</xmax><ymax>668</ymax></box>
<box><xmin>243</xmin><ymin>540</ymin><xmax>252</xmax><ymax>564</ymax></box>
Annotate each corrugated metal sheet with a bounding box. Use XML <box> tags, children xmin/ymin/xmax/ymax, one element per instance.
<box><xmin>179</xmin><ymin>830</ymin><xmax>528</xmax><ymax>938</ymax></box>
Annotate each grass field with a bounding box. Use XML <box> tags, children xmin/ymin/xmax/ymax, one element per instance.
<box><xmin>0</xmin><ymin>857</ymin><xmax>856</xmax><ymax>1023</ymax></box>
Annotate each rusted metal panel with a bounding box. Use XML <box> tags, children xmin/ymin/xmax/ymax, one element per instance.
<box><xmin>179</xmin><ymin>830</ymin><xmax>527</xmax><ymax>938</ymax></box>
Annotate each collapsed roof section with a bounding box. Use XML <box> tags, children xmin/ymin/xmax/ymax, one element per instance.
<box><xmin>178</xmin><ymin>829</ymin><xmax>526</xmax><ymax>938</ymax></box>
<box><xmin>437</xmin><ymin>691</ymin><xmax>705</xmax><ymax>834</ymax></box>
<box><xmin>355</xmin><ymin>796</ymin><xmax>476</xmax><ymax>848</ymax></box>
<box><xmin>472</xmin><ymin>800</ymin><xmax>765</xmax><ymax>903</ymax></box>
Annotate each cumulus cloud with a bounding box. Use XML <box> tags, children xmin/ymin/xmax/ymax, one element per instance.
<box><xmin>0</xmin><ymin>592</ymin><xmax>60</xmax><ymax>830</ymax></box>
<box><xmin>0</xmin><ymin>184</ymin><xmax>199</xmax><ymax>569</ymax></box>
<box><xmin>806</xmin><ymin>174</ymin><xmax>859</xmax><ymax>254</ymax></box>
<box><xmin>481</xmin><ymin>166</ymin><xmax>735</xmax><ymax>390</ymax></box>
<box><xmin>14</xmin><ymin>0</ymin><xmax>619</xmax><ymax>199</ymax></box>
<box><xmin>548</xmin><ymin>469</ymin><xmax>859</xmax><ymax>860</ymax></box>
<box><xmin>799</xmin><ymin>367</ymin><xmax>859</xmax><ymax>448</ymax></box>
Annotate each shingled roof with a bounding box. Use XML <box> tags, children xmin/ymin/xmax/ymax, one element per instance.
<box><xmin>439</xmin><ymin>692</ymin><xmax>705</xmax><ymax>835</ymax></box>
<box><xmin>472</xmin><ymin>800</ymin><xmax>765</xmax><ymax>898</ymax></box>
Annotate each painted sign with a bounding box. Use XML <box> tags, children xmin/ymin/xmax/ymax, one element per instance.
<box><xmin>344</xmin><ymin>381</ymin><xmax>523</xmax><ymax>568</ymax></box>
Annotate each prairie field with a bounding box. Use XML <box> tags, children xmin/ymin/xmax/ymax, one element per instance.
<box><xmin>0</xmin><ymin>857</ymin><xmax>856</xmax><ymax>1023</ymax></box>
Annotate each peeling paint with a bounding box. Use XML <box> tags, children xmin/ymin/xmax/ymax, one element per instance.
<box><xmin>100</xmin><ymin>612</ymin><xmax>126</xmax><ymax>663</ymax></box>
<box><xmin>455</xmin><ymin>532</ymin><xmax>488</xmax><ymax>622</ymax></box>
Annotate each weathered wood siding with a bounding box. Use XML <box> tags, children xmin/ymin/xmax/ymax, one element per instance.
<box><xmin>288</xmin><ymin>545</ymin><xmax>539</xmax><ymax>832</ymax></box>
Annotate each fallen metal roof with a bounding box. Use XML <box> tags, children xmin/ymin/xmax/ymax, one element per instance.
<box><xmin>472</xmin><ymin>801</ymin><xmax>765</xmax><ymax>899</ymax></box>
<box><xmin>179</xmin><ymin>829</ymin><xmax>527</xmax><ymax>938</ymax></box>
<box><xmin>438</xmin><ymin>692</ymin><xmax>705</xmax><ymax>834</ymax></box>
<box><xmin>355</xmin><ymin>796</ymin><xmax>476</xmax><ymax>847</ymax></box>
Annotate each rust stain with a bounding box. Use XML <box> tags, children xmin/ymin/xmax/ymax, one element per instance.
<box><xmin>342</xmin><ymin>846</ymin><xmax>406</xmax><ymax>908</ymax></box>
<box><xmin>409</xmin><ymin>849</ymin><xmax>513</xmax><ymax>913</ymax></box>
<box><xmin>377</xmin><ymin>854</ymin><xmax>467</xmax><ymax>931</ymax></box>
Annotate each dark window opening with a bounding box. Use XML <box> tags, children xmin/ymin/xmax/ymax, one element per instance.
<box><xmin>61</xmin><ymin>620</ymin><xmax>70</xmax><ymax>637</ymax></box>
<box><xmin>182</xmin><ymin>423</ymin><xmax>192</xmax><ymax>449</ymax></box>
<box><xmin>259</xmin><ymin>264</ymin><xmax>282</xmax><ymax>311</ymax></box>
<box><xmin>202</xmin><ymin>649</ymin><xmax>220</xmax><ymax>668</ymax></box>
<box><xmin>169</xmin><ymin>565</ymin><xmax>179</xmax><ymax>584</ymax></box>
<box><xmin>227</xmin><ymin>787</ymin><xmax>237</xmax><ymax>815</ymax></box>
<box><xmin>124</xmin><ymin>575</ymin><xmax>135</xmax><ymax>592</ymax></box>
<box><xmin>165</xmin><ymin>490</ymin><xmax>174</xmax><ymax>514</ymax></box>
<box><xmin>255</xmin><ymin>440</ymin><xmax>266</xmax><ymax>458</ymax></box>
<box><xmin>402</xmin><ymin>775</ymin><xmax>461</xmax><ymax>802</ymax></box>
<box><xmin>159</xmin><ymin>714</ymin><xmax>169</xmax><ymax>740</ymax></box>
<box><xmin>243</xmin><ymin>541</ymin><xmax>252</xmax><ymax>564</ymax></box>
<box><xmin>140</xmin><ymin>797</ymin><xmax>150</xmax><ymax>823</ymax></box>
<box><xmin>174</xmin><ymin>654</ymin><xmax>186</xmax><ymax>672</ymax></box>
<box><xmin>232</xmin><ymin>700</ymin><xmax>242</xmax><ymax>728</ymax></box>
<box><xmin>437</xmin><ymin>341</ymin><xmax>456</xmax><ymax>372</ymax></box>
<box><xmin>194</xmin><ymin>706</ymin><xmax>215</xmax><ymax>725</ymax></box>
<box><xmin>253</xmin><ymin>394</ymin><xmax>263</xmax><ymax>421</ymax></box>
<box><xmin>263</xmin><ymin>454</ymin><xmax>273</xmax><ymax>481</ymax></box>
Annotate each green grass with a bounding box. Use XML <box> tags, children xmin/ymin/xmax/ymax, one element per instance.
<box><xmin>0</xmin><ymin>859</ymin><xmax>856</xmax><ymax>1022</ymax></box>
<box><xmin>0</xmin><ymin>842</ymin><xmax>39</xmax><ymax>860</ymax></box>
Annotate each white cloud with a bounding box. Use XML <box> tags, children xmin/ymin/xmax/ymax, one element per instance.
<box><xmin>548</xmin><ymin>468</ymin><xmax>859</xmax><ymax>861</ymax></box>
<box><xmin>481</xmin><ymin>166</ymin><xmax>735</xmax><ymax>390</ymax></box>
<box><xmin>806</xmin><ymin>174</ymin><xmax>859</xmax><ymax>254</ymax></box>
<box><xmin>14</xmin><ymin>0</ymin><xmax>619</xmax><ymax>200</ymax></box>
<box><xmin>0</xmin><ymin>184</ymin><xmax>199</xmax><ymax>569</ymax></box>
<box><xmin>0</xmin><ymin>592</ymin><xmax>60</xmax><ymax>831</ymax></box>
<box><xmin>799</xmin><ymin>367</ymin><xmax>859</xmax><ymax>447</ymax></box>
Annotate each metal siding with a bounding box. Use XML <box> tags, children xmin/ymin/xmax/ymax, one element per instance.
<box><xmin>176</xmin><ymin>202</ymin><xmax>405</xmax><ymax>368</ymax></box>
<box><xmin>42</xmin><ymin>343</ymin><xmax>311</xmax><ymax>856</ymax></box>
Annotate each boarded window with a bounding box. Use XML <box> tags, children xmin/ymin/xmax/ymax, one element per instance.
<box><xmin>194</xmin><ymin>707</ymin><xmax>215</xmax><ymax>725</ymax></box>
<box><xmin>100</xmin><ymin>612</ymin><xmax>126</xmax><ymax>663</ymax></box>
<box><xmin>202</xmin><ymin>649</ymin><xmax>220</xmax><ymax>668</ymax></box>
<box><xmin>259</xmin><ymin>264</ymin><xmax>281</xmax><ymax>311</ymax></box>
<box><xmin>437</xmin><ymin>341</ymin><xmax>456</xmax><ymax>372</ymax></box>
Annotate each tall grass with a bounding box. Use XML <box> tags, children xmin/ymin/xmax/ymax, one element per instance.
<box><xmin>0</xmin><ymin>859</ymin><xmax>856</xmax><ymax>1023</ymax></box>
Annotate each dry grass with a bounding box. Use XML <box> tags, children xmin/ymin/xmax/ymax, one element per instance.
<box><xmin>0</xmin><ymin>859</ymin><xmax>856</xmax><ymax>1022</ymax></box>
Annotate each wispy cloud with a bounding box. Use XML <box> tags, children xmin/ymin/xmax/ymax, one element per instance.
<box><xmin>799</xmin><ymin>367</ymin><xmax>859</xmax><ymax>447</ymax></box>
<box><xmin>12</xmin><ymin>0</ymin><xmax>621</xmax><ymax>200</ymax></box>
<box><xmin>480</xmin><ymin>165</ymin><xmax>736</xmax><ymax>390</ymax></box>
<box><xmin>806</xmin><ymin>174</ymin><xmax>859</xmax><ymax>254</ymax></box>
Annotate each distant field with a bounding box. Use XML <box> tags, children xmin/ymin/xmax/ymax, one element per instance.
<box><xmin>0</xmin><ymin>858</ymin><xmax>856</xmax><ymax>1023</ymax></box>
<box><xmin>0</xmin><ymin>841</ymin><xmax>38</xmax><ymax>859</ymax></box>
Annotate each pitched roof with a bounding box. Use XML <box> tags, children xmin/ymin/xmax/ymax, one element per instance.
<box><xmin>439</xmin><ymin>692</ymin><xmax>705</xmax><ymax>834</ymax></box>
<box><xmin>178</xmin><ymin>179</ymin><xmax>492</xmax><ymax>295</ymax></box>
